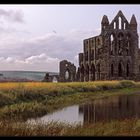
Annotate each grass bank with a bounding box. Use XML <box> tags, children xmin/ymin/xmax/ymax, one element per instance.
<box><xmin>0</xmin><ymin>119</ymin><xmax>140</xmax><ymax>136</ymax></box>
<box><xmin>0</xmin><ymin>80</ymin><xmax>140</xmax><ymax>136</ymax></box>
<box><xmin>0</xmin><ymin>80</ymin><xmax>140</xmax><ymax>120</ymax></box>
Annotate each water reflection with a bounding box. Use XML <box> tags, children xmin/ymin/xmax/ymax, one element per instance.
<box><xmin>27</xmin><ymin>94</ymin><xmax>140</xmax><ymax>125</ymax></box>
<box><xmin>27</xmin><ymin>105</ymin><xmax>83</xmax><ymax>125</ymax></box>
<box><xmin>79</xmin><ymin>94</ymin><xmax>140</xmax><ymax>124</ymax></box>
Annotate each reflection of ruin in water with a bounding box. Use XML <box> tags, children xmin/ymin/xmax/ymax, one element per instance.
<box><xmin>27</xmin><ymin>94</ymin><xmax>140</xmax><ymax>126</ymax></box>
<box><xmin>79</xmin><ymin>94</ymin><xmax>140</xmax><ymax>124</ymax></box>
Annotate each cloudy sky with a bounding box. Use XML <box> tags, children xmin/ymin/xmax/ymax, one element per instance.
<box><xmin>0</xmin><ymin>4</ymin><xmax>140</xmax><ymax>72</ymax></box>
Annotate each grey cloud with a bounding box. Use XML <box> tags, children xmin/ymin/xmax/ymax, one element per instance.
<box><xmin>0</xmin><ymin>54</ymin><xmax>60</xmax><ymax>72</ymax></box>
<box><xmin>0</xmin><ymin>9</ymin><xmax>24</xmax><ymax>23</ymax></box>
<box><xmin>0</xmin><ymin>29</ymin><xmax>100</xmax><ymax>71</ymax></box>
<box><xmin>0</xmin><ymin>9</ymin><xmax>25</xmax><ymax>41</ymax></box>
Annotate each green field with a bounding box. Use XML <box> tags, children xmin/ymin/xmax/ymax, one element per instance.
<box><xmin>0</xmin><ymin>80</ymin><xmax>140</xmax><ymax>136</ymax></box>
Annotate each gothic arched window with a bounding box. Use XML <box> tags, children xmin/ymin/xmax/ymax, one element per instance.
<box><xmin>81</xmin><ymin>65</ymin><xmax>84</xmax><ymax>75</ymax></box>
<box><xmin>91</xmin><ymin>50</ymin><xmax>94</xmax><ymax>60</ymax></box>
<box><xmin>97</xmin><ymin>63</ymin><xmax>101</xmax><ymax>80</ymax></box>
<box><xmin>118</xmin><ymin>33</ymin><xmax>124</xmax><ymax>55</ymax></box>
<box><xmin>86</xmin><ymin>64</ymin><xmax>89</xmax><ymax>81</ymax></box>
<box><xmin>124</xmin><ymin>22</ymin><xmax>126</xmax><ymax>29</ymax></box>
<box><xmin>91</xmin><ymin>64</ymin><xmax>95</xmax><ymax>81</ymax></box>
<box><xmin>126</xmin><ymin>63</ymin><xmax>130</xmax><ymax>77</ymax></box>
<box><xmin>118</xmin><ymin>62</ymin><xmax>123</xmax><ymax>77</ymax></box>
<box><xmin>119</xmin><ymin>17</ymin><xmax>122</xmax><ymax>29</ymax></box>
<box><xmin>126</xmin><ymin>34</ymin><xmax>131</xmax><ymax>56</ymax></box>
<box><xmin>110</xmin><ymin>34</ymin><xmax>114</xmax><ymax>55</ymax></box>
<box><xmin>85</xmin><ymin>51</ymin><xmax>88</xmax><ymax>61</ymax></box>
<box><xmin>114</xmin><ymin>22</ymin><xmax>116</xmax><ymax>29</ymax></box>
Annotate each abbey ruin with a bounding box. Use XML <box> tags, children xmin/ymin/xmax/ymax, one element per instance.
<box><xmin>76</xmin><ymin>10</ymin><xmax>140</xmax><ymax>82</ymax></box>
<box><xmin>44</xmin><ymin>10</ymin><xmax>140</xmax><ymax>82</ymax></box>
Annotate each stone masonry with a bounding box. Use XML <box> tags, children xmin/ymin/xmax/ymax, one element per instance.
<box><xmin>77</xmin><ymin>10</ymin><xmax>140</xmax><ymax>82</ymax></box>
<box><xmin>52</xmin><ymin>10</ymin><xmax>140</xmax><ymax>82</ymax></box>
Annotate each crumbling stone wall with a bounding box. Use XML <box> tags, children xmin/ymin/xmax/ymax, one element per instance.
<box><xmin>59</xmin><ymin>60</ymin><xmax>76</xmax><ymax>82</ymax></box>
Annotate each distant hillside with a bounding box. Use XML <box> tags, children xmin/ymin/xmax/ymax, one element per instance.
<box><xmin>0</xmin><ymin>71</ymin><xmax>59</xmax><ymax>81</ymax></box>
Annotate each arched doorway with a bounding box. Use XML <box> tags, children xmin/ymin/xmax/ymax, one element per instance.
<box><xmin>65</xmin><ymin>70</ymin><xmax>70</xmax><ymax>80</ymax></box>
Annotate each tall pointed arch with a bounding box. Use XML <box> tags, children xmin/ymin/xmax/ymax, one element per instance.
<box><xmin>119</xmin><ymin>17</ymin><xmax>122</xmax><ymax>29</ymax></box>
<box><xmin>118</xmin><ymin>61</ymin><xmax>124</xmax><ymax>77</ymax></box>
